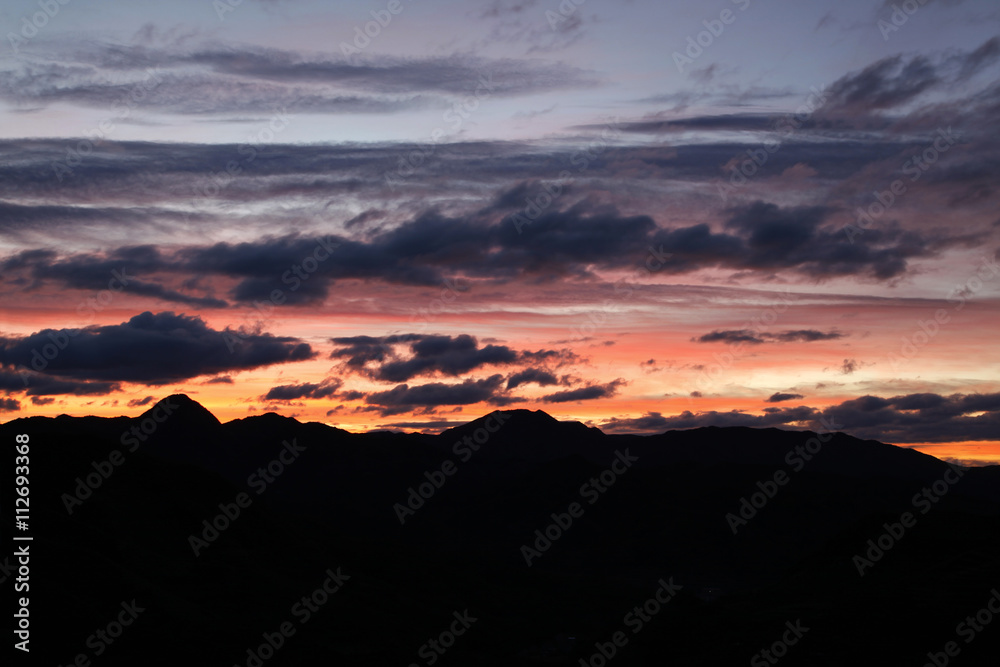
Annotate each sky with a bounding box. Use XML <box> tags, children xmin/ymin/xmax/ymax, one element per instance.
<box><xmin>1</xmin><ymin>0</ymin><xmax>998</xmax><ymax>465</ymax></box>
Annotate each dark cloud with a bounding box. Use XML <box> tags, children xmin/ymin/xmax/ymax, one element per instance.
<box><xmin>263</xmin><ymin>378</ymin><xmax>342</xmax><ymax>401</ymax></box>
<box><xmin>840</xmin><ymin>359</ymin><xmax>859</xmax><ymax>375</ymax></box>
<box><xmin>330</xmin><ymin>335</ymin><xmax>402</xmax><ymax>368</ymax></box>
<box><xmin>818</xmin><ymin>39</ymin><xmax>1000</xmax><ymax>123</ymax></box>
<box><xmin>364</xmin><ymin>375</ymin><xmax>507</xmax><ymax>416</ymax></box>
<box><xmin>127</xmin><ymin>395</ymin><xmax>156</xmax><ymax>408</ymax></box>
<box><xmin>376</xmin><ymin>335</ymin><xmax>517</xmax><ymax>382</ymax></box>
<box><xmin>542</xmin><ymin>379</ymin><xmax>624</xmax><ymax>403</ymax></box>
<box><xmin>577</xmin><ymin>113</ymin><xmax>782</xmax><ymax>135</ymax></box>
<box><xmin>0</xmin><ymin>130</ymin><xmax>981</xmax><ymax>288</ymax></box>
<box><xmin>0</xmin><ymin>368</ymin><xmax>121</xmax><ymax>397</ymax></box>
<box><xmin>696</xmin><ymin>328</ymin><xmax>844</xmax><ymax>344</ymax></box>
<box><xmin>5</xmin><ymin>192</ymin><xmax>930</xmax><ymax>303</ymax></box>
<box><xmin>331</xmin><ymin>334</ymin><xmax>570</xmax><ymax>383</ymax></box>
<box><xmin>0</xmin><ymin>312</ymin><xmax>314</xmax><ymax>384</ymax></box>
<box><xmin>601</xmin><ymin>406</ymin><xmax>820</xmax><ymax>433</ymax></box>
<box><xmin>697</xmin><ymin>330</ymin><xmax>765</xmax><ymax>345</ymax></box>
<box><xmin>0</xmin><ymin>397</ymin><xmax>21</xmax><ymax>412</ymax></box>
<box><xmin>601</xmin><ymin>392</ymin><xmax>1000</xmax><ymax>444</ymax></box>
<box><xmin>820</xmin><ymin>55</ymin><xmax>939</xmax><ymax>116</ymax></box>
<box><xmin>7</xmin><ymin>245</ymin><xmax>229</xmax><ymax>309</ymax></box>
<box><xmin>767</xmin><ymin>392</ymin><xmax>805</xmax><ymax>403</ymax></box>
<box><xmin>0</xmin><ymin>42</ymin><xmax>596</xmax><ymax>116</ymax></box>
<box><xmin>506</xmin><ymin>368</ymin><xmax>560</xmax><ymax>389</ymax></box>
<box><xmin>820</xmin><ymin>392</ymin><xmax>1000</xmax><ymax>443</ymax></box>
<box><xmin>769</xmin><ymin>330</ymin><xmax>845</xmax><ymax>343</ymax></box>
<box><xmin>520</xmin><ymin>348</ymin><xmax>583</xmax><ymax>366</ymax></box>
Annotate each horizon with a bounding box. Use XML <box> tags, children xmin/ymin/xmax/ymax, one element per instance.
<box><xmin>7</xmin><ymin>392</ymin><xmax>996</xmax><ymax>468</ymax></box>
<box><xmin>1</xmin><ymin>0</ymin><xmax>999</xmax><ymax>466</ymax></box>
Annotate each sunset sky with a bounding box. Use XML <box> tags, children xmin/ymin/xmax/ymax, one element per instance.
<box><xmin>1</xmin><ymin>0</ymin><xmax>998</xmax><ymax>464</ymax></box>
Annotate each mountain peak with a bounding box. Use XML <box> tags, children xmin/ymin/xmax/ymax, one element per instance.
<box><xmin>441</xmin><ymin>408</ymin><xmax>570</xmax><ymax>436</ymax></box>
<box><xmin>137</xmin><ymin>394</ymin><xmax>220</xmax><ymax>428</ymax></box>
<box><xmin>436</xmin><ymin>408</ymin><xmax>605</xmax><ymax>462</ymax></box>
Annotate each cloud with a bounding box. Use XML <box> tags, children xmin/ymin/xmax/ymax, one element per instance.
<box><xmin>0</xmin><ymin>312</ymin><xmax>314</xmax><ymax>385</ymax></box>
<box><xmin>601</xmin><ymin>406</ymin><xmax>819</xmax><ymax>433</ymax></box>
<box><xmin>374</xmin><ymin>334</ymin><xmax>518</xmax><ymax>382</ymax></box>
<box><xmin>1</xmin><ymin>242</ymin><xmax>229</xmax><ymax>309</ymax></box>
<box><xmin>0</xmin><ymin>369</ymin><xmax>122</xmax><ymax>397</ymax></box>
<box><xmin>767</xmin><ymin>392</ymin><xmax>805</xmax><ymax>403</ymax></box>
<box><xmin>820</xmin><ymin>55</ymin><xmax>939</xmax><ymax>116</ymax></box>
<box><xmin>364</xmin><ymin>375</ymin><xmax>507</xmax><ymax>416</ymax></box>
<box><xmin>601</xmin><ymin>392</ymin><xmax>1000</xmax><ymax>444</ymax></box>
<box><xmin>331</xmin><ymin>333</ymin><xmax>578</xmax><ymax>383</ymax></box>
<box><xmin>696</xmin><ymin>328</ymin><xmax>844</xmax><ymax>344</ymax></box>
<box><xmin>0</xmin><ymin>397</ymin><xmax>21</xmax><ymax>412</ymax></box>
<box><xmin>506</xmin><ymin>368</ymin><xmax>560</xmax><ymax>389</ymax></box>
<box><xmin>542</xmin><ymin>379</ymin><xmax>624</xmax><ymax>403</ymax></box>
<box><xmin>580</xmin><ymin>113</ymin><xmax>781</xmax><ymax>135</ymax></box>
<box><xmin>771</xmin><ymin>330</ymin><xmax>845</xmax><ymax>343</ymax></box>
<box><xmin>263</xmin><ymin>378</ymin><xmax>343</xmax><ymax>401</ymax></box>
<box><xmin>818</xmin><ymin>38</ymin><xmax>1000</xmax><ymax>121</ymax></box>
<box><xmin>840</xmin><ymin>358</ymin><xmax>859</xmax><ymax>375</ymax></box>
<box><xmin>478</xmin><ymin>0</ymin><xmax>591</xmax><ymax>53</ymax></box>
<box><xmin>0</xmin><ymin>42</ymin><xmax>597</xmax><ymax>116</ymax></box>
<box><xmin>127</xmin><ymin>395</ymin><xmax>156</xmax><ymax>407</ymax></box>
<box><xmin>820</xmin><ymin>392</ymin><xmax>1000</xmax><ymax>443</ymax></box>
<box><xmin>696</xmin><ymin>330</ymin><xmax>766</xmax><ymax>345</ymax></box>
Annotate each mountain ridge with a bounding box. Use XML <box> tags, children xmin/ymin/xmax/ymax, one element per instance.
<box><xmin>8</xmin><ymin>393</ymin><xmax>995</xmax><ymax>472</ymax></box>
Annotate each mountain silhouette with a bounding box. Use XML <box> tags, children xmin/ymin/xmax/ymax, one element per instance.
<box><xmin>3</xmin><ymin>395</ymin><xmax>998</xmax><ymax>665</ymax></box>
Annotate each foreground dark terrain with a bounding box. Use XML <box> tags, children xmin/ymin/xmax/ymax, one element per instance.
<box><xmin>4</xmin><ymin>395</ymin><xmax>1000</xmax><ymax>665</ymax></box>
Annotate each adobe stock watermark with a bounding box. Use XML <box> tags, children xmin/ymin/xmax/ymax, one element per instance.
<box><xmin>510</xmin><ymin>118</ymin><xmax>623</xmax><ymax>236</ymax></box>
<box><xmin>213</xmin><ymin>0</ymin><xmax>247</xmax><ymax>21</ymax></box>
<box><xmin>716</xmin><ymin>86</ymin><xmax>828</xmax><ymax>202</ymax></box>
<box><xmin>339</xmin><ymin>0</ymin><xmax>414</xmax><ymax>59</ymax></box>
<box><xmin>545</xmin><ymin>0</ymin><xmax>587</xmax><ymax>30</ymax></box>
<box><xmin>885</xmin><ymin>255</ymin><xmax>999</xmax><ymax>371</ymax></box>
<box><xmin>921</xmin><ymin>588</ymin><xmax>1000</xmax><ymax>667</ymax></box>
<box><xmin>53</xmin><ymin>600</ymin><xmax>146</xmax><ymax>666</ymax></box>
<box><xmin>852</xmin><ymin>463</ymin><xmax>965</xmax><ymax>576</ymax></box>
<box><xmin>16</xmin><ymin>268</ymin><xmax>136</xmax><ymax>386</ymax></box>
<box><xmin>842</xmin><ymin>127</ymin><xmax>959</xmax><ymax>243</ymax></box>
<box><xmin>61</xmin><ymin>397</ymin><xmax>178</xmax><ymax>514</ymax></box>
<box><xmin>878</xmin><ymin>0</ymin><xmax>933</xmax><ymax>41</ymax></box>
<box><xmin>569</xmin><ymin>244</ymin><xmax>672</xmax><ymax>338</ymax></box>
<box><xmin>224</xmin><ymin>236</ymin><xmax>339</xmax><ymax>352</ymax></box>
<box><xmin>383</xmin><ymin>73</ymin><xmax>497</xmax><ymax>190</ymax></box>
<box><xmin>192</xmin><ymin>109</ymin><xmax>293</xmax><ymax>198</ymax></box>
<box><xmin>408</xmin><ymin>275</ymin><xmax>471</xmax><ymax>335</ymax></box>
<box><xmin>7</xmin><ymin>0</ymin><xmax>72</xmax><ymax>54</ymax></box>
<box><xmin>51</xmin><ymin>69</ymin><xmax>164</xmax><ymax>182</ymax></box>
<box><xmin>691</xmin><ymin>287</ymin><xmax>796</xmax><ymax>394</ymax></box>
<box><xmin>578</xmin><ymin>577</ymin><xmax>682</xmax><ymax>667</ymax></box>
<box><xmin>672</xmin><ymin>0</ymin><xmax>752</xmax><ymax>74</ymax></box>
<box><xmin>232</xmin><ymin>567</ymin><xmax>350</xmax><ymax>667</ymax></box>
<box><xmin>394</xmin><ymin>412</ymin><xmax>510</xmax><ymax>524</ymax></box>
<box><xmin>725</xmin><ymin>416</ymin><xmax>843</xmax><ymax>535</ymax></box>
<box><xmin>750</xmin><ymin>619</ymin><xmax>810</xmax><ymax>666</ymax></box>
<box><xmin>188</xmin><ymin>438</ymin><xmax>307</xmax><ymax>556</ymax></box>
<box><xmin>520</xmin><ymin>449</ymin><xmax>639</xmax><ymax>566</ymax></box>
<box><xmin>407</xmin><ymin>610</ymin><xmax>477</xmax><ymax>667</ymax></box>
